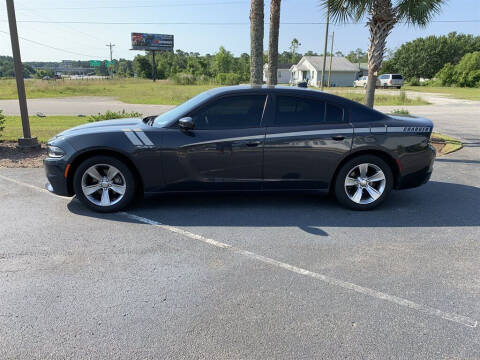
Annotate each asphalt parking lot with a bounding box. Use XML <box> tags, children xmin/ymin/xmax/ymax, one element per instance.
<box><xmin>1</xmin><ymin>105</ymin><xmax>479</xmax><ymax>359</ymax></box>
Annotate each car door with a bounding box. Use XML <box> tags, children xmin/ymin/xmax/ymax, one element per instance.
<box><xmin>263</xmin><ymin>94</ymin><xmax>353</xmax><ymax>190</ymax></box>
<box><xmin>161</xmin><ymin>93</ymin><xmax>268</xmax><ymax>191</ymax></box>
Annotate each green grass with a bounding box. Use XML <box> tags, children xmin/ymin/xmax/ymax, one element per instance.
<box><xmin>0</xmin><ymin>78</ymin><xmax>215</xmax><ymax>105</ymax></box>
<box><xmin>0</xmin><ymin>78</ymin><xmax>429</xmax><ymax>106</ymax></box>
<box><xmin>327</xmin><ymin>90</ymin><xmax>429</xmax><ymax>106</ymax></box>
<box><xmin>2</xmin><ymin>116</ymin><xmax>88</xmax><ymax>142</ymax></box>
<box><xmin>404</xmin><ymin>85</ymin><xmax>480</xmax><ymax>101</ymax></box>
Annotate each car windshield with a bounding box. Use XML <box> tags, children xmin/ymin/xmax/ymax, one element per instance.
<box><xmin>153</xmin><ymin>90</ymin><xmax>213</xmax><ymax>127</ymax></box>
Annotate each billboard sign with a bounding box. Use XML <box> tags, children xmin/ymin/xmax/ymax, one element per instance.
<box><xmin>131</xmin><ymin>33</ymin><xmax>174</xmax><ymax>51</ymax></box>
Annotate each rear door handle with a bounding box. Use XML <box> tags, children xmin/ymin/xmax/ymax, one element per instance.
<box><xmin>246</xmin><ymin>141</ymin><xmax>261</xmax><ymax>147</ymax></box>
<box><xmin>331</xmin><ymin>135</ymin><xmax>345</xmax><ymax>141</ymax></box>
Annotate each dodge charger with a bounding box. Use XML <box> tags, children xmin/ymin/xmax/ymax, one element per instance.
<box><xmin>44</xmin><ymin>86</ymin><xmax>435</xmax><ymax>212</ymax></box>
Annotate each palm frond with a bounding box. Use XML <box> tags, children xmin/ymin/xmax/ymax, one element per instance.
<box><xmin>394</xmin><ymin>0</ymin><xmax>446</xmax><ymax>26</ymax></box>
<box><xmin>319</xmin><ymin>0</ymin><xmax>373</xmax><ymax>23</ymax></box>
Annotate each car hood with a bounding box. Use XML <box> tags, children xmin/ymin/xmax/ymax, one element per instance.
<box><xmin>50</xmin><ymin>118</ymin><xmax>144</xmax><ymax>141</ymax></box>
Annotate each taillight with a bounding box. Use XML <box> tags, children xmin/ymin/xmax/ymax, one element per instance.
<box><xmin>389</xmin><ymin>79</ymin><xmax>392</xmax><ymax>84</ymax></box>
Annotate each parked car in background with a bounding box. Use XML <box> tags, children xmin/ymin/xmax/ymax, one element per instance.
<box><xmin>378</xmin><ymin>74</ymin><xmax>404</xmax><ymax>89</ymax></box>
<box><xmin>353</xmin><ymin>76</ymin><xmax>380</xmax><ymax>88</ymax></box>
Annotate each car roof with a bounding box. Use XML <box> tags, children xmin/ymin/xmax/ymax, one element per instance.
<box><xmin>206</xmin><ymin>85</ymin><xmax>346</xmax><ymax>100</ymax></box>
<box><xmin>206</xmin><ymin>85</ymin><xmax>369</xmax><ymax>109</ymax></box>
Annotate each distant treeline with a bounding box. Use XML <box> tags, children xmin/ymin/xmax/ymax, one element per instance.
<box><xmin>0</xmin><ymin>56</ymin><xmax>35</xmax><ymax>78</ymax></box>
<box><xmin>381</xmin><ymin>32</ymin><xmax>480</xmax><ymax>87</ymax></box>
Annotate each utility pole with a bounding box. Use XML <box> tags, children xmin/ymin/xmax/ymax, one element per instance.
<box><xmin>106</xmin><ymin>42</ymin><xmax>115</xmax><ymax>78</ymax></box>
<box><xmin>151</xmin><ymin>51</ymin><xmax>156</xmax><ymax>82</ymax></box>
<box><xmin>320</xmin><ymin>7</ymin><xmax>329</xmax><ymax>90</ymax></box>
<box><xmin>6</xmin><ymin>0</ymin><xmax>39</xmax><ymax>149</ymax></box>
<box><xmin>327</xmin><ymin>31</ymin><xmax>334</xmax><ymax>87</ymax></box>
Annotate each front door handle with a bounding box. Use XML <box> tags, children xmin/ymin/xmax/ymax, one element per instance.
<box><xmin>246</xmin><ymin>141</ymin><xmax>261</xmax><ymax>147</ymax></box>
<box><xmin>331</xmin><ymin>135</ymin><xmax>345</xmax><ymax>141</ymax></box>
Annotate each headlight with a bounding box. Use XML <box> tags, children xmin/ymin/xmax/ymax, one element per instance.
<box><xmin>47</xmin><ymin>145</ymin><xmax>65</xmax><ymax>158</ymax></box>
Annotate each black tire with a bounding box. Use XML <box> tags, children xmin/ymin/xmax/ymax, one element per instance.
<box><xmin>397</xmin><ymin>86</ymin><xmax>401</xmax><ymax>89</ymax></box>
<box><xmin>73</xmin><ymin>155</ymin><xmax>137</xmax><ymax>213</ymax></box>
<box><xmin>334</xmin><ymin>155</ymin><xmax>393</xmax><ymax>211</ymax></box>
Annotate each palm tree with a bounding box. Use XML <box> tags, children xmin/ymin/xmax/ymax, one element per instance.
<box><xmin>321</xmin><ymin>0</ymin><xmax>445</xmax><ymax>107</ymax></box>
<box><xmin>267</xmin><ymin>0</ymin><xmax>282</xmax><ymax>86</ymax></box>
<box><xmin>250</xmin><ymin>0</ymin><xmax>264</xmax><ymax>86</ymax></box>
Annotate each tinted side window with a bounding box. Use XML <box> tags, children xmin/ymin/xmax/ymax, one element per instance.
<box><xmin>325</xmin><ymin>103</ymin><xmax>344</xmax><ymax>123</ymax></box>
<box><xmin>392</xmin><ymin>74</ymin><xmax>403</xmax><ymax>79</ymax></box>
<box><xmin>191</xmin><ymin>95</ymin><xmax>266</xmax><ymax>129</ymax></box>
<box><xmin>275</xmin><ymin>96</ymin><xmax>325</xmax><ymax>126</ymax></box>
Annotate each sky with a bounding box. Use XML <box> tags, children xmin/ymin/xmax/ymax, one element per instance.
<box><xmin>0</xmin><ymin>0</ymin><xmax>479</xmax><ymax>62</ymax></box>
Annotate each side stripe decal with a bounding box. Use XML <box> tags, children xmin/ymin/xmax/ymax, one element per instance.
<box><xmin>123</xmin><ymin>128</ymin><xmax>155</xmax><ymax>146</ymax></box>
<box><xmin>134</xmin><ymin>129</ymin><xmax>154</xmax><ymax>146</ymax></box>
<box><xmin>123</xmin><ymin>130</ymin><xmax>143</xmax><ymax>146</ymax></box>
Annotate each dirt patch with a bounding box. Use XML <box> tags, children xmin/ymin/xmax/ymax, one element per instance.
<box><xmin>0</xmin><ymin>141</ymin><xmax>46</xmax><ymax>168</ymax></box>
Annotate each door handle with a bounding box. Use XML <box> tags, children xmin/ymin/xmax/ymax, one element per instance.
<box><xmin>246</xmin><ymin>141</ymin><xmax>261</xmax><ymax>147</ymax></box>
<box><xmin>331</xmin><ymin>135</ymin><xmax>345</xmax><ymax>141</ymax></box>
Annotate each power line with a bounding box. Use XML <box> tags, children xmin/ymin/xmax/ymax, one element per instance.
<box><xmin>0</xmin><ymin>30</ymin><xmax>103</xmax><ymax>59</ymax></box>
<box><xmin>17</xmin><ymin>1</ymin><xmax>248</xmax><ymax>11</ymax></box>
<box><xmin>1</xmin><ymin>19</ymin><xmax>478</xmax><ymax>25</ymax></box>
<box><xmin>15</xmin><ymin>8</ymin><xmax>109</xmax><ymax>49</ymax></box>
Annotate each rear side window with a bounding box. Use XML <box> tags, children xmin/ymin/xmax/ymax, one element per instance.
<box><xmin>275</xmin><ymin>96</ymin><xmax>325</xmax><ymax>126</ymax></box>
<box><xmin>325</xmin><ymin>103</ymin><xmax>344</xmax><ymax>123</ymax></box>
<box><xmin>191</xmin><ymin>95</ymin><xmax>266</xmax><ymax>130</ymax></box>
<box><xmin>392</xmin><ymin>74</ymin><xmax>403</xmax><ymax>79</ymax></box>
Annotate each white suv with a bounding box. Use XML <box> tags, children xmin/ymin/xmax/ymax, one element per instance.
<box><xmin>378</xmin><ymin>74</ymin><xmax>404</xmax><ymax>89</ymax></box>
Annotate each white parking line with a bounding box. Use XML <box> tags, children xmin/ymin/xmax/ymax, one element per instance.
<box><xmin>0</xmin><ymin>173</ymin><xmax>477</xmax><ymax>328</ymax></box>
<box><xmin>122</xmin><ymin>212</ymin><xmax>478</xmax><ymax>329</ymax></box>
<box><xmin>0</xmin><ymin>174</ymin><xmax>51</xmax><ymax>194</ymax></box>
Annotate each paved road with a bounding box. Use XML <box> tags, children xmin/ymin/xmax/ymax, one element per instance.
<box><xmin>0</xmin><ymin>103</ymin><xmax>479</xmax><ymax>358</ymax></box>
<box><xmin>0</xmin><ymin>96</ymin><xmax>174</xmax><ymax>116</ymax></box>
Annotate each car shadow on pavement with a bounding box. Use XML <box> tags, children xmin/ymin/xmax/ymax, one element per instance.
<box><xmin>67</xmin><ymin>180</ymin><xmax>480</xmax><ymax>236</ymax></box>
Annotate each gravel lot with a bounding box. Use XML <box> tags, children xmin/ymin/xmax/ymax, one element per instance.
<box><xmin>0</xmin><ymin>99</ymin><xmax>479</xmax><ymax>359</ymax></box>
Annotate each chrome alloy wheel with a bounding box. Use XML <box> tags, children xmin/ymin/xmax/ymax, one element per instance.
<box><xmin>81</xmin><ymin>164</ymin><xmax>126</xmax><ymax>207</ymax></box>
<box><xmin>344</xmin><ymin>163</ymin><xmax>386</xmax><ymax>205</ymax></box>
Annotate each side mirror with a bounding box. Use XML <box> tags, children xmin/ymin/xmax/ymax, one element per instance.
<box><xmin>178</xmin><ymin>117</ymin><xmax>194</xmax><ymax>130</ymax></box>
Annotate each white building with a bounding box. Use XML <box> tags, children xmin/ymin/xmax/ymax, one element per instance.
<box><xmin>263</xmin><ymin>63</ymin><xmax>294</xmax><ymax>84</ymax></box>
<box><xmin>290</xmin><ymin>56</ymin><xmax>359</xmax><ymax>87</ymax></box>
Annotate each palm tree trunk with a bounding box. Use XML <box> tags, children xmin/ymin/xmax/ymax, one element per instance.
<box><xmin>250</xmin><ymin>0</ymin><xmax>264</xmax><ymax>86</ymax></box>
<box><xmin>267</xmin><ymin>0</ymin><xmax>281</xmax><ymax>86</ymax></box>
<box><xmin>364</xmin><ymin>0</ymin><xmax>396</xmax><ymax>108</ymax></box>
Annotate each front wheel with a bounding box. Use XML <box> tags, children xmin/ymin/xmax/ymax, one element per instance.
<box><xmin>73</xmin><ymin>155</ymin><xmax>137</xmax><ymax>213</ymax></box>
<box><xmin>334</xmin><ymin>155</ymin><xmax>393</xmax><ymax>210</ymax></box>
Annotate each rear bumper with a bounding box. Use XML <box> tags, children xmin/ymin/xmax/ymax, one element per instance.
<box><xmin>44</xmin><ymin>158</ymin><xmax>72</xmax><ymax>196</ymax></box>
<box><xmin>397</xmin><ymin>144</ymin><xmax>435</xmax><ymax>190</ymax></box>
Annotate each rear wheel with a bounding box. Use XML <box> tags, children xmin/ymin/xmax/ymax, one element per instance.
<box><xmin>73</xmin><ymin>155</ymin><xmax>136</xmax><ymax>212</ymax></box>
<box><xmin>334</xmin><ymin>155</ymin><xmax>393</xmax><ymax>210</ymax></box>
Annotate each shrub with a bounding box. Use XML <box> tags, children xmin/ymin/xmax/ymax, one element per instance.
<box><xmin>407</xmin><ymin>77</ymin><xmax>420</xmax><ymax>86</ymax></box>
<box><xmin>170</xmin><ymin>73</ymin><xmax>197</xmax><ymax>85</ymax></box>
<box><xmin>88</xmin><ymin>109</ymin><xmax>143</xmax><ymax>122</ymax></box>
<box><xmin>391</xmin><ymin>109</ymin><xmax>409</xmax><ymax>115</ymax></box>
<box><xmin>467</xmin><ymin>69</ymin><xmax>480</xmax><ymax>87</ymax></box>
<box><xmin>435</xmin><ymin>52</ymin><xmax>480</xmax><ymax>87</ymax></box>
<box><xmin>0</xmin><ymin>109</ymin><xmax>5</xmax><ymax>140</ymax></box>
<box><xmin>215</xmin><ymin>73</ymin><xmax>241</xmax><ymax>85</ymax></box>
<box><xmin>436</xmin><ymin>63</ymin><xmax>456</xmax><ymax>86</ymax></box>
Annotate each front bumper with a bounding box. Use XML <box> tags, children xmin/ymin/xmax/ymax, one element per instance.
<box><xmin>44</xmin><ymin>157</ymin><xmax>72</xmax><ymax>196</ymax></box>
